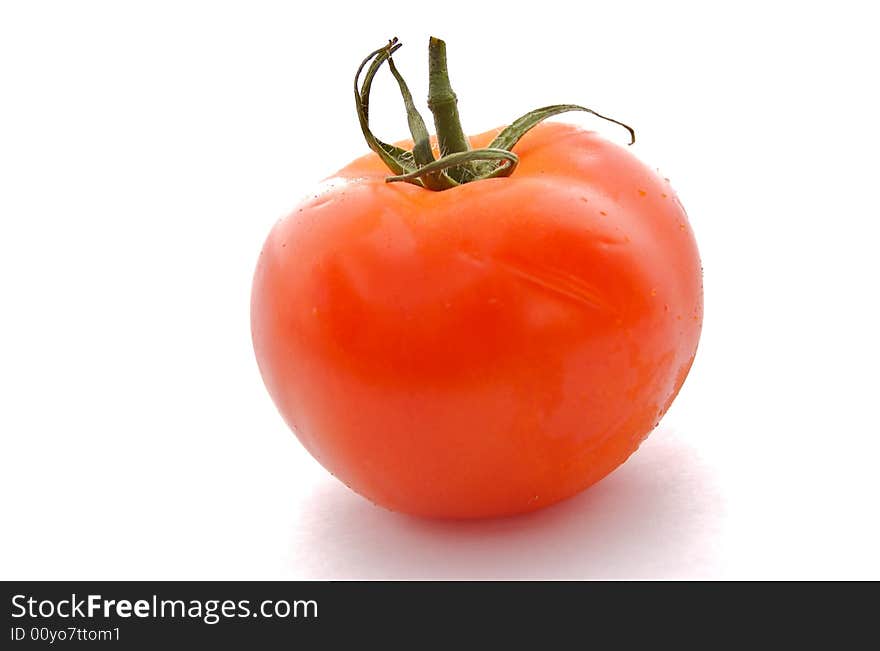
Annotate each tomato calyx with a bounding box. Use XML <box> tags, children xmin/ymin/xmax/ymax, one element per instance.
<box><xmin>354</xmin><ymin>37</ymin><xmax>636</xmax><ymax>191</ymax></box>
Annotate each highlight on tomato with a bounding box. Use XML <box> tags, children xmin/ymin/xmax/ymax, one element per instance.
<box><xmin>251</xmin><ymin>37</ymin><xmax>703</xmax><ymax>518</ymax></box>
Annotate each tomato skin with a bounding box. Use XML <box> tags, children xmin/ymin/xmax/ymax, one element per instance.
<box><xmin>251</xmin><ymin>122</ymin><xmax>702</xmax><ymax>518</ymax></box>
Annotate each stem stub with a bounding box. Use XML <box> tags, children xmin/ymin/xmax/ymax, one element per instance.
<box><xmin>354</xmin><ymin>37</ymin><xmax>635</xmax><ymax>191</ymax></box>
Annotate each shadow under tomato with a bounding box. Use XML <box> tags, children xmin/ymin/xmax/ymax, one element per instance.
<box><xmin>291</xmin><ymin>428</ymin><xmax>722</xmax><ymax>579</ymax></box>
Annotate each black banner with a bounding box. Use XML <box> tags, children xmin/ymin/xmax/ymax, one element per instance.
<box><xmin>2</xmin><ymin>581</ymin><xmax>871</xmax><ymax>647</ymax></box>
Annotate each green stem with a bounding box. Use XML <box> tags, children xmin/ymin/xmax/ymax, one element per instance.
<box><xmin>427</xmin><ymin>37</ymin><xmax>471</xmax><ymax>157</ymax></box>
<box><xmin>386</xmin><ymin>54</ymin><xmax>454</xmax><ymax>191</ymax></box>
<box><xmin>352</xmin><ymin>37</ymin><xmax>636</xmax><ymax>192</ymax></box>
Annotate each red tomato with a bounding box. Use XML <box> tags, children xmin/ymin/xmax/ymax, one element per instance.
<box><xmin>251</xmin><ymin>121</ymin><xmax>702</xmax><ymax>518</ymax></box>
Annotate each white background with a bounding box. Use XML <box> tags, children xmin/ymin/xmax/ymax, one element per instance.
<box><xmin>2</xmin><ymin>1</ymin><xmax>878</xmax><ymax>580</ymax></box>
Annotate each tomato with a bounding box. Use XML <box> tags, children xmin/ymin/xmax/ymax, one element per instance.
<box><xmin>251</xmin><ymin>39</ymin><xmax>702</xmax><ymax>518</ymax></box>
